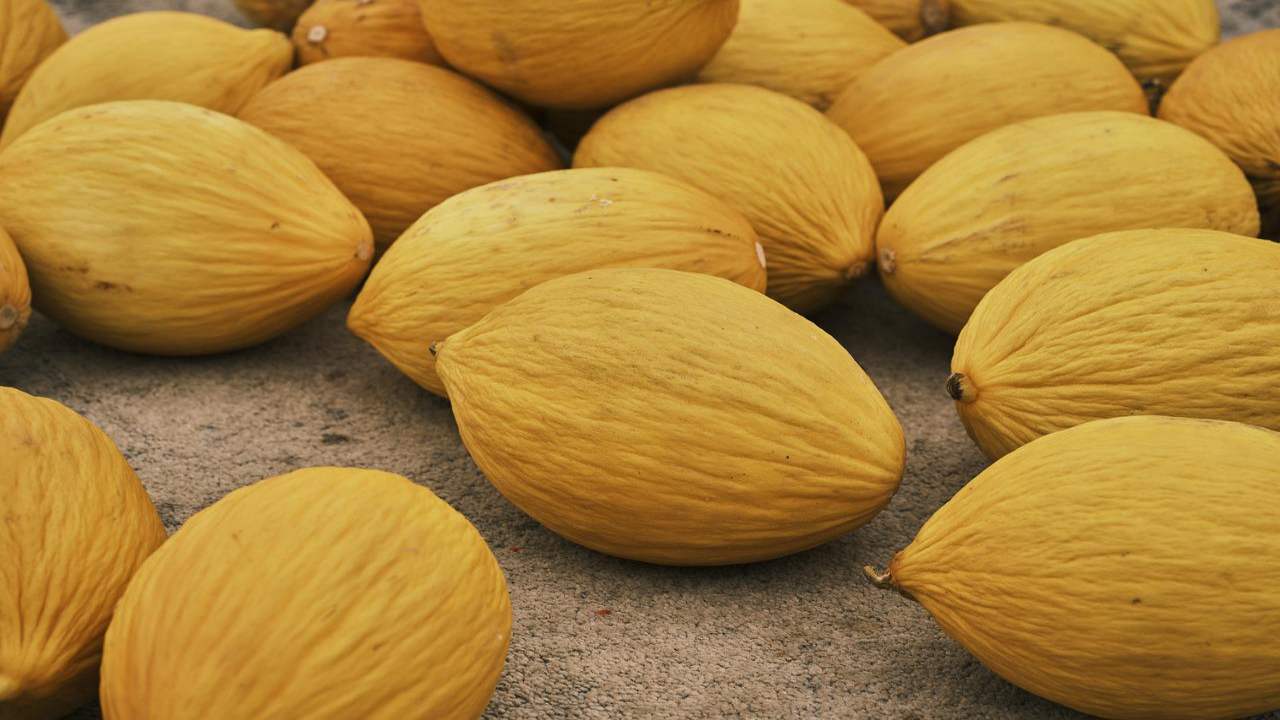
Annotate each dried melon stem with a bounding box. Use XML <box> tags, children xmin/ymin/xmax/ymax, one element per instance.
<box><xmin>863</xmin><ymin>564</ymin><xmax>894</xmax><ymax>589</ymax></box>
<box><xmin>946</xmin><ymin>372</ymin><xmax>977</xmax><ymax>403</ymax></box>
<box><xmin>920</xmin><ymin>0</ymin><xmax>950</xmax><ymax>36</ymax></box>
<box><xmin>0</xmin><ymin>304</ymin><xmax>17</xmax><ymax>329</ymax></box>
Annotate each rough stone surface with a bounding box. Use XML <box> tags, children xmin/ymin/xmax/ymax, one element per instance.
<box><xmin>7</xmin><ymin>1</ymin><xmax>1276</xmax><ymax>718</ymax></box>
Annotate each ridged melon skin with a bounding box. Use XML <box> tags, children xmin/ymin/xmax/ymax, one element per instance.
<box><xmin>0</xmin><ymin>227</ymin><xmax>30</xmax><ymax>354</ymax></box>
<box><xmin>827</xmin><ymin>22</ymin><xmax>1148</xmax><ymax>200</ymax></box>
<box><xmin>100</xmin><ymin>468</ymin><xmax>511</xmax><ymax>720</ymax></box>
<box><xmin>951</xmin><ymin>0</ymin><xmax>1219</xmax><ymax>84</ymax></box>
<box><xmin>842</xmin><ymin>0</ymin><xmax>950</xmax><ymax>41</ymax></box>
<box><xmin>698</xmin><ymin>0</ymin><xmax>905</xmax><ymax>110</ymax></box>
<box><xmin>437</xmin><ymin>268</ymin><xmax>905</xmax><ymax>566</ymax></box>
<box><xmin>238</xmin><ymin>57</ymin><xmax>560</xmax><ymax>255</ymax></box>
<box><xmin>877</xmin><ymin>111</ymin><xmax>1259</xmax><ymax>335</ymax></box>
<box><xmin>1160</xmin><ymin>29</ymin><xmax>1280</xmax><ymax>237</ymax></box>
<box><xmin>877</xmin><ymin>415</ymin><xmax>1280</xmax><ymax>720</ymax></box>
<box><xmin>0</xmin><ymin>12</ymin><xmax>291</xmax><ymax>149</ymax></box>
<box><xmin>576</xmin><ymin>84</ymin><xmax>883</xmax><ymax>314</ymax></box>
<box><xmin>232</xmin><ymin>0</ymin><xmax>311</xmax><ymax>30</ymax></box>
<box><xmin>0</xmin><ymin>100</ymin><xmax>373</xmax><ymax>356</ymax></box>
<box><xmin>293</xmin><ymin>0</ymin><xmax>444</xmax><ymax>67</ymax></box>
<box><xmin>0</xmin><ymin>0</ymin><xmax>65</xmax><ymax>121</ymax></box>
<box><xmin>348</xmin><ymin>167</ymin><xmax>767</xmax><ymax>396</ymax></box>
<box><xmin>0</xmin><ymin>387</ymin><xmax>166</xmax><ymax>720</ymax></box>
<box><xmin>950</xmin><ymin>229</ymin><xmax>1280</xmax><ymax>460</ymax></box>
<box><xmin>419</xmin><ymin>0</ymin><xmax>740</xmax><ymax>110</ymax></box>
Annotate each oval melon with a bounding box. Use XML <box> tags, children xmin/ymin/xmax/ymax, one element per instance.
<box><xmin>293</xmin><ymin>0</ymin><xmax>443</xmax><ymax>67</ymax></box>
<box><xmin>698</xmin><ymin>0</ymin><xmax>905</xmax><ymax>110</ymax></box>
<box><xmin>232</xmin><ymin>0</ymin><xmax>310</xmax><ymax>30</ymax></box>
<box><xmin>0</xmin><ymin>0</ymin><xmax>65</xmax><ymax>121</ymax></box>
<box><xmin>867</xmin><ymin>415</ymin><xmax>1280</xmax><ymax>720</ymax></box>
<box><xmin>0</xmin><ymin>12</ymin><xmax>292</xmax><ymax>149</ymax></box>
<box><xmin>349</xmin><ymin>167</ymin><xmax>767</xmax><ymax>396</ymax></box>
<box><xmin>843</xmin><ymin>0</ymin><xmax>950</xmax><ymax>41</ymax></box>
<box><xmin>949</xmin><ymin>229</ymin><xmax>1279</xmax><ymax>460</ymax></box>
<box><xmin>827</xmin><ymin>22</ymin><xmax>1148</xmax><ymax>199</ymax></box>
<box><xmin>100</xmin><ymin>467</ymin><xmax>511</xmax><ymax>719</ymax></box>
<box><xmin>0</xmin><ymin>227</ymin><xmax>30</xmax><ymax>354</ymax></box>
<box><xmin>435</xmin><ymin>268</ymin><xmax>905</xmax><ymax>565</ymax></box>
<box><xmin>877</xmin><ymin>111</ymin><xmax>1259</xmax><ymax>334</ymax></box>
<box><xmin>950</xmin><ymin>0</ymin><xmax>1219</xmax><ymax>84</ymax></box>
<box><xmin>238</xmin><ymin>57</ymin><xmax>561</xmax><ymax>255</ymax></box>
<box><xmin>418</xmin><ymin>0</ymin><xmax>740</xmax><ymax>110</ymax></box>
<box><xmin>575</xmin><ymin>84</ymin><xmax>883</xmax><ymax>313</ymax></box>
<box><xmin>0</xmin><ymin>100</ymin><xmax>373</xmax><ymax>356</ymax></box>
<box><xmin>0</xmin><ymin>387</ymin><xmax>167</xmax><ymax>720</ymax></box>
<box><xmin>1160</xmin><ymin>29</ymin><xmax>1280</xmax><ymax>237</ymax></box>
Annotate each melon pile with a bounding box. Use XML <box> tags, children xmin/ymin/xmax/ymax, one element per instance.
<box><xmin>1</xmin><ymin>0</ymin><xmax>1278</xmax><ymax>718</ymax></box>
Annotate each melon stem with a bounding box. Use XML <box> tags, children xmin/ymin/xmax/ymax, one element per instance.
<box><xmin>863</xmin><ymin>564</ymin><xmax>894</xmax><ymax>590</ymax></box>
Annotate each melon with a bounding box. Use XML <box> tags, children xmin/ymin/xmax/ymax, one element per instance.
<box><xmin>232</xmin><ymin>0</ymin><xmax>310</xmax><ymax>30</ymax></box>
<box><xmin>293</xmin><ymin>0</ymin><xmax>443</xmax><ymax>66</ymax></box>
<box><xmin>0</xmin><ymin>0</ymin><xmax>65</xmax><ymax>121</ymax></box>
<box><xmin>0</xmin><ymin>226</ymin><xmax>29</xmax><ymax>354</ymax></box>
<box><xmin>843</xmin><ymin>0</ymin><xmax>949</xmax><ymax>41</ymax></box>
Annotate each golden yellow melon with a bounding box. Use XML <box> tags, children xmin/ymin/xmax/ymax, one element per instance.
<box><xmin>0</xmin><ymin>387</ymin><xmax>167</xmax><ymax>720</ymax></box>
<box><xmin>239</xmin><ymin>58</ymin><xmax>560</xmax><ymax>255</ymax></box>
<box><xmin>827</xmin><ymin>22</ymin><xmax>1148</xmax><ymax>199</ymax></box>
<box><xmin>293</xmin><ymin>0</ymin><xmax>443</xmax><ymax>66</ymax></box>
<box><xmin>418</xmin><ymin>0</ymin><xmax>740</xmax><ymax>110</ymax></box>
<box><xmin>843</xmin><ymin>0</ymin><xmax>949</xmax><ymax>41</ymax></box>
<box><xmin>1160</xmin><ymin>29</ymin><xmax>1280</xmax><ymax>237</ymax></box>
<box><xmin>698</xmin><ymin>0</ymin><xmax>905</xmax><ymax>110</ymax></box>
<box><xmin>349</xmin><ymin>167</ymin><xmax>768</xmax><ymax>396</ymax></box>
<box><xmin>877</xmin><ymin>112</ymin><xmax>1258</xmax><ymax>334</ymax></box>
<box><xmin>866</xmin><ymin>415</ymin><xmax>1280</xmax><ymax>720</ymax></box>
<box><xmin>100</xmin><ymin>467</ymin><xmax>511</xmax><ymax>720</ymax></box>
<box><xmin>575</xmin><ymin>84</ymin><xmax>883</xmax><ymax>313</ymax></box>
<box><xmin>0</xmin><ymin>100</ymin><xmax>373</xmax><ymax>356</ymax></box>
<box><xmin>951</xmin><ymin>0</ymin><xmax>1218</xmax><ymax>85</ymax></box>
<box><xmin>0</xmin><ymin>227</ymin><xmax>29</xmax><ymax>354</ymax></box>
<box><xmin>0</xmin><ymin>12</ymin><xmax>291</xmax><ymax>150</ymax></box>
<box><xmin>232</xmin><ymin>0</ymin><xmax>310</xmax><ymax>30</ymax></box>
<box><xmin>436</xmin><ymin>268</ymin><xmax>905</xmax><ymax>566</ymax></box>
<box><xmin>949</xmin><ymin>229</ymin><xmax>1279</xmax><ymax>460</ymax></box>
<box><xmin>0</xmin><ymin>0</ymin><xmax>65</xmax><ymax>121</ymax></box>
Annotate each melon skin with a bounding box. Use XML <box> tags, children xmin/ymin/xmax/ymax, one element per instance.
<box><xmin>436</xmin><ymin>268</ymin><xmax>905</xmax><ymax>566</ymax></box>
<box><xmin>876</xmin><ymin>111</ymin><xmax>1259</xmax><ymax>335</ymax></box>
<box><xmin>100</xmin><ymin>467</ymin><xmax>512</xmax><ymax>720</ymax></box>
<box><xmin>0</xmin><ymin>12</ymin><xmax>292</xmax><ymax>149</ymax></box>
<box><xmin>842</xmin><ymin>0</ymin><xmax>950</xmax><ymax>41</ymax></box>
<box><xmin>418</xmin><ymin>0</ymin><xmax>740</xmax><ymax>110</ymax></box>
<box><xmin>874</xmin><ymin>415</ymin><xmax>1280</xmax><ymax>720</ymax></box>
<box><xmin>575</xmin><ymin>83</ymin><xmax>883</xmax><ymax>314</ymax></box>
<box><xmin>233</xmin><ymin>0</ymin><xmax>311</xmax><ymax>30</ymax></box>
<box><xmin>827</xmin><ymin>22</ymin><xmax>1149</xmax><ymax>200</ymax></box>
<box><xmin>293</xmin><ymin>0</ymin><xmax>444</xmax><ymax>67</ymax></box>
<box><xmin>950</xmin><ymin>229</ymin><xmax>1280</xmax><ymax>460</ymax></box>
<box><xmin>0</xmin><ymin>226</ymin><xmax>30</xmax><ymax>354</ymax></box>
<box><xmin>1160</xmin><ymin>29</ymin><xmax>1280</xmax><ymax>238</ymax></box>
<box><xmin>0</xmin><ymin>100</ymin><xmax>373</xmax><ymax>356</ymax></box>
<box><xmin>950</xmin><ymin>0</ymin><xmax>1220</xmax><ymax>84</ymax></box>
<box><xmin>347</xmin><ymin>167</ymin><xmax>768</xmax><ymax>396</ymax></box>
<box><xmin>0</xmin><ymin>0</ymin><xmax>65</xmax><ymax>122</ymax></box>
<box><xmin>0</xmin><ymin>387</ymin><xmax>167</xmax><ymax>720</ymax></box>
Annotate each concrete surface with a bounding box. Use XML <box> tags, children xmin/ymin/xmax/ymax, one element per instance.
<box><xmin>6</xmin><ymin>1</ymin><xmax>1275</xmax><ymax>718</ymax></box>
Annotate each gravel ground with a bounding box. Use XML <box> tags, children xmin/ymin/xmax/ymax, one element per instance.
<box><xmin>12</xmin><ymin>1</ymin><xmax>1280</xmax><ymax>718</ymax></box>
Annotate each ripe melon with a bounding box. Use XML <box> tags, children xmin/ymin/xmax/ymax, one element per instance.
<box><xmin>0</xmin><ymin>227</ymin><xmax>29</xmax><ymax>354</ymax></box>
<box><xmin>0</xmin><ymin>0</ymin><xmax>65</xmax><ymax>121</ymax></box>
<box><xmin>293</xmin><ymin>0</ymin><xmax>443</xmax><ymax>66</ymax></box>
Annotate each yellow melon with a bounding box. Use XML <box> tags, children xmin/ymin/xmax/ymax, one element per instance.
<box><xmin>239</xmin><ymin>57</ymin><xmax>561</xmax><ymax>255</ymax></box>
<box><xmin>436</xmin><ymin>268</ymin><xmax>905</xmax><ymax>565</ymax></box>
<box><xmin>698</xmin><ymin>0</ymin><xmax>905</xmax><ymax>110</ymax></box>
<box><xmin>1160</xmin><ymin>29</ymin><xmax>1280</xmax><ymax>237</ymax></box>
<box><xmin>0</xmin><ymin>226</ymin><xmax>29</xmax><ymax>354</ymax></box>
<box><xmin>232</xmin><ymin>0</ymin><xmax>310</xmax><ymax>30</ymax></box>
<box><xmin>950</xmin><ymin>0</ymin><xmax>1219</xmax><ymax>84</ymax></box>
<box><xmin>867</xmin><ymin>415</ymin><xmax>1280</xmax><ymax>720</ymax></box>
<box><xmin>0</xmin><ymin>0</ymin><xmax>65</xmax><ymax>122</ymax></box>
<box><xmin>827</xmin><ymin>22</ymin><xmax>1148</xmax><ymax>199</ymax></box>
<box><xmin>0</xmin><ymin>100</ymin><xmax>373</xmax><ymax>356</ymax></box>
<box><xmin>0</xmin><ymin>11</ymin><xmax>292</xmax><ymax>149</ymax></box>
<box><xmin>348</xmin><ymin>167</ymin><xmax>767</xmax><ymax>396</ymax></box>
<box><xmin>293</xmin><ymin>0</ymin><xmax>444</xmax><ymax>66</ymax></box>
<box><xmin>575</xmin><ymin>84</ymin><xmax>883</xmax><ymax>313</ymax></box>
<box><xmin>418</xmin><ymin>0</ymin><xmax>740</xmax><ymax>109</ymax></box>
<box><xmin>0</xmin><ymin>387</ymin><xmax>167</xmax><ymax>720</ymax></box>
<box><xmin>877</xmin><ymin>112</ymin><xmax>1258</xmax><ymax>334</ymax></box>
<box><xmin>949</xmin><ymin>229</ymin><xmax>1279</xmax><ymax>460</ymax></box>
<box><xmin>843</xmin><ymin>0</ymin><xmax>949</xmax><ymax>41</ymax></box>
<box><xmin>100</xmin><ymin>467</ymin><xmax>510</xmax><ymax>719</ymax></box>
